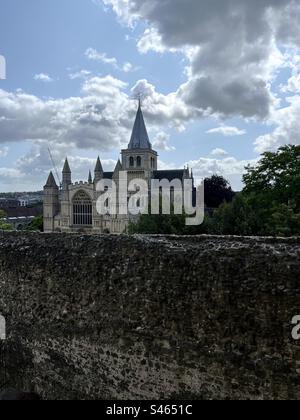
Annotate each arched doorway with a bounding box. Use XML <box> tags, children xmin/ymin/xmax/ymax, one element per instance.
<box><xmin>72</xmin><ymin>191</ymin><xmax>92</xmax><ymax>227</ymax></box>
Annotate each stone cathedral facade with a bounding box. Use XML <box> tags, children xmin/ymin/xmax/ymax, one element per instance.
<box><xmin>43</xmin><ymin>103</ymin><xmax>194</xmax><ymax>234</ymax></box>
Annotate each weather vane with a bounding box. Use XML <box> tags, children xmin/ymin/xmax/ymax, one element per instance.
<box><xmin>131</xmin><ymin>89</ymin><xmax>147</xmax><ymax>107</ymax></box>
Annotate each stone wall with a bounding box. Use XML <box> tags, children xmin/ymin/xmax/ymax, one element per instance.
<box><xmin>0</xmin><ymin>232</ymin><xmax>299</xmax><ymax>400</ymax></box>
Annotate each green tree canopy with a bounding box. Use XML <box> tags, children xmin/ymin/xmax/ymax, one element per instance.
<box><xmin>26</xmin><ymin>215</ymin><xmax>43</xmax><ymax>232</ymax></box>
<box><xmin>243</xmin><ymin>145</ymin><xmax>300</xmax><ymax>211</ymax></box>
<box><xmin>204</xmin><ymin>175</ymin><xmax>235</xmax><ymax>208</ymax></box>
<box><xmin>0</xmin><ymin>209</ymin><xmax>13</xmax><ymax>231</ymax></box>
<box><xmin>208</xmin><ymin>145</ymin><xmax>300</xmax><ymax>237</ymax></box>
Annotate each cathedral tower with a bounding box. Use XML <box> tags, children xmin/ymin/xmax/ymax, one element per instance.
<box><xmin>121</xmin><ymin>101</ymin><xmax>158</xmax><ymax>179</ymax></box>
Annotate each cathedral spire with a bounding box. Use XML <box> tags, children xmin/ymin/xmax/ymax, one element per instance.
<box><xmin>62</xmin><ymin>158</ymin><xmax>72</xmax><ymax>189</ymax></box>
<box><xmin>128</xmin><ymin>101</ymin><xmax>152</xmax><ymax>150</ymax></box>
<box><xmin>88</xmin><ymin>170</ymin><xmax>92</xmax><ymax>184</ymax></box>
<box><xmin>63</xmin><ymin>158</ymin><xmax>71</xmax><ymax>173</ymax></box>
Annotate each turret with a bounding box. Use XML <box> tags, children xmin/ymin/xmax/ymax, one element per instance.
<box><xmin>94</xmin><ymin>156</ymin><xmax>104</xmax><ymax>184</ymax></box>
<box><xmin>62</xmin><ymin>158</ymin><xmax>72</xmax><ymax>190</ymax></box>
<box><xmin>43</xmin><ymin>171</ymin><xmax>59</xmax><ymax>233</ymax></box>
<box><xmin>88</xmin><ymin>170</ymin><xmax>93</xmax><ymax>184</ymax></box>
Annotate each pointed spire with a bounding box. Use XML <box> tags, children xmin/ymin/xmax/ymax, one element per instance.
<box><xmin>94</xmin><ymin>156</ymin><xmax>104</xmax><ymax>183</ymax></box>
<box><xmin>45</xmin><ymin>171</ymin><xmax>58</xmax><ymax>188</ymax></box>
<box><xmin>62</xmin><ymin>157</ymin><xmax>72</xmax><ymax>189</ymax></box>
<box><xmin>63</xmin><ymin>158</ymin><xmax>71</xmax><ymax>173</ymax></box>
<box><xmin>95</xmin><ymin>156</ymin><xmax>103</xmax><ymax>174</ymax></box>
<box><xmin>88</xmin><ymin>170</ymin><xmax>92</xmax><ymax>184</ymax></box>
<box><xmin>128</xmin><ymin>102</ymin><xmax>152</xmax><ymax>150</ymax></box>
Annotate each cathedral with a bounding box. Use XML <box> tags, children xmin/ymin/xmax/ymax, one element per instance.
<box><xmin>43</xmin><ymin>102</ymin><xmax>194</xmax><ymax>234</ymax></box>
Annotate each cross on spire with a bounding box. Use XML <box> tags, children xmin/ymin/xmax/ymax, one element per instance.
<box><xmin>132</xmin><ymin>89</ymin><xmax>147</xmax><ymax>108</ymax></box>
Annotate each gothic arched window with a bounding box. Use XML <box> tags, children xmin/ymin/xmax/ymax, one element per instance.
<box><xmin>72</xmin><ymin>191</ymin><xmax>92</xmax><ymax>226</ymax></box>
<box><xmin>137</xmin><ymin>156</ymin><xmax>142</xmax><ymax>167</ymax></box>
<box><xmin>129</xmin><ymin>157</ymin><xmax>134</xmax><ymax>167</ymax></box>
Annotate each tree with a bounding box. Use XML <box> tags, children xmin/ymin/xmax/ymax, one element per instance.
<box><xmin>0</xmin><ymin>210</ymin><xmax>13</xmax><ymax>231</ymax></box>
<box><xmin>243</xmin><ymin>145</ymin><xmax>300</xmax><ymax>211</ymax></box>
<box><xmin>26</xmin><ymin>215</ymin><xmax>43</xmax><ymax>232</ymax></box>
<box><xmin>204</xmin><ymin>175</ymin><xmax>235</xmax><ymax>208</ymax></box>
<box><xmin>206</xmin><ymin>145</ymin><xmax>300</xmax><ymax>237</ymax></box>
<box><xmin>129</xmin><ymin>212</ymin><xmax>187</xmax><ymax>235</ymax></box>
<box><xmin>128</xmin><ymin>187</ymin><xmax>193</xmax><ymax>236</ymax></box>
<box><xmin>207</xmin><ymin>193</ymin><xmax>267</xmax><ymax>236</ymax></box>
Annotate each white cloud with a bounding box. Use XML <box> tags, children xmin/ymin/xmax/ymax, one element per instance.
<box><xmin>69</xmin><ymin>70</ymin><xmax>92</xmax><ymax>80</ymax></box>
<box><xmin>137</xmin><ymin>28</ymin><xmax>171</xmax><ymax>54</ymax></box>
<box><xmin>130</xmin><ymin>79</ymin><xmax>199</xmax><ymax>132</ymax></box>
<box><xmin>0</xmin><ymin>77</ymin><xmax>196</xmax><ymax>151</ymax></box>
<box><xmin>85</xmin><ymin>47</ymin><xmax>137</xmax><ymax>73</ymax></box>
<box><xmin>0</xmin><ymin>146</ymin><xmax>9</xmax><ymax>157</ymax></box>
<box><xmin>34</xmin><ymin>73</ymin><xmax>53</xmax><ymax>83</ymax></box>
<box><xmin>207</xmin><ymin>126</ymin><xmax>246</xmax><ymax>137</ymax></box>
<box><xmin>101</xmin><ymin>0</ymin><xmax>138</xmax><ymax>26</ymax></box>
<box><xmin>281</xmin><ymin>74</ymin><xmax>300</xmax><ymax>93</ymax></box>
<box><xmin>210</xmin><ymin>148</ymin><xmax>229</xmax><ymax>157</ymax></box>
<box><xmin>153</xmin><ymin>132</ymin><xmax>175</xmax><ymax>152</ymax></box>
<box><xmin>122</xmin><ymin>62</ymin><xmax>137</xmax><ymax>73</ymax></box>
<box><xmin>0</xmin><ymin>76</ymin><xmax>202</xmax><ymax>188</ymax></box>
<box><xmin>85</xmin><ymin>48</ymin><xmax>118</xmax><ymax>67</ymax></box>
<box><xmin>157</xmin><ymin>159</ymin><xmax>177</xmax><ymax>171</ymax></box>
<box><xmin>187</xmin><ymin>155</ymin><xmax>258</xmax><ymax>191</ymax></box>
<box><xmin>255</xmin><ymin>95</ymin><xmax>300</xmax><ymax>153</ymax></box>
<box><xmin>102</xmin><ymin>0</ymin><xmax>300</xmax><ymax>119</ymax></box>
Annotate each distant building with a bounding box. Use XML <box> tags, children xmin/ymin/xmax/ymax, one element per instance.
<box><xmin>43</xmin><ymin>102</ymin><xmax>194</xmax><ymax>234</ymax></box>
<box><xmin>18</xmin><ymin>196</ymin><xmax>42</xmax><ymax>207</ymax></box>
<box><xmin>0</xmin><ymin>198</ymin><xmax>20</xmax><ymax>209</ymax></box>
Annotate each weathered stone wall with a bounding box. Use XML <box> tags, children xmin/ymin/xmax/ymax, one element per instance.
<box><xmin>0</xmin><ymin>232</ymin><xmax>299</xmax><ymax>400</ymax></box>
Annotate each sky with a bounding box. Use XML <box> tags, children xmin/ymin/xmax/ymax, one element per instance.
<box><xmin>0</xmin><ymin>0</ymin><xmax>300</xmax><ymax>192</ymax></box>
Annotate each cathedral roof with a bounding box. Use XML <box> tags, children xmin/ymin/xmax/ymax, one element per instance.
<box><xmin>128</xmin><ymin>102</ymin><xmax>152</xmax><ymax>150</ymax></box>
<box><xmin>153</xmin><ymin>170</ymin><xmax>187</xmax><ymax>181</ymax></box>
<box><xmin>103</xmin><ymin>171</ymin><xmax>113</xmax><ymax>179</ymax></box>
<box><xmin>45</xmin><ymin>171</ymin><xmax>58</xmax><ymax>188</ymax></box>
<box><xmin>63</xmin><ymin>158</ymin><xmax>71</xmax><ymax>173</ymax></box>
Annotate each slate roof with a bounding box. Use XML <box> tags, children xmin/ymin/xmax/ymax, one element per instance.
<box><xmin>153</xmin><ymin>170</ymin><xmax>186</xmax><ymax>181</ymax></box>
<box><xmin>103</xmin><ymin>172</ymin><xmax>113</xmax><ymax>179</ymax></box>
<box><xmin>128</xmin><ymin>102</ymin><xmax>152</xmax><ymax>150</ymax></box>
